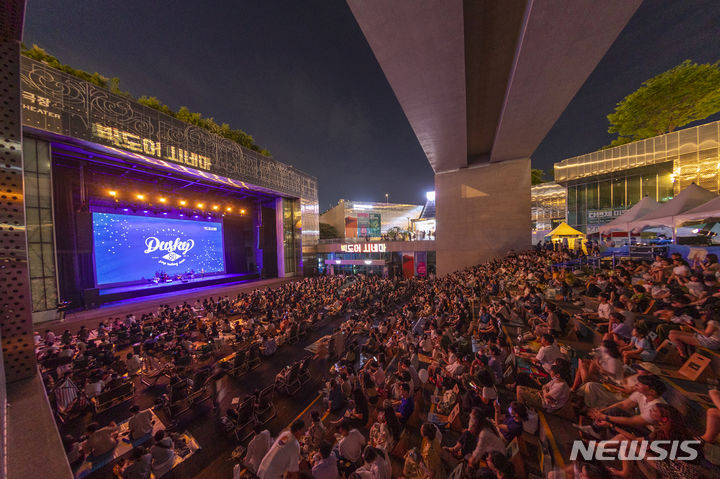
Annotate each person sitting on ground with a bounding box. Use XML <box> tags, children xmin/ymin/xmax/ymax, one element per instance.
<box><xmin>149</xmin><ymin>430</ymin><xmax>175</xmax><ymax>476</ymax></box>
<box><xmin>669</xmin><ymin>303</ymin><xmax>720</xmax><ymax>360</ymax></box>
<box><xmin>620</xmin><ymin>322</ymin><xmax>656</xmax><ymax>364</ymax></box>
<box><xmin>357</xmin><ymin>445</ymin><xmax>390</xmax><ymax>479</ymax></box>
<box><xmin>128</xmin><ymin>405</ymin><xmax>154</xmax><ymax>440</ymax></box>
<box><xmin>126</xmin><ymin>352</ymin><xmax>142</xmax><ymax>375</ymax></box>
<box><xmin>606</xmin><ymin>403</ymin><xmax>703</xmax><ymax>479</ymax></box>
<box><xmin>337</xmin><ymin>418</ymin><xmax>367</xmax><ymax>472</ymax></box>
<box><xmin>121</xmin><ymin>446</ymin><xmax>152</xmax><ymax>479</ymax></box>
<box><xmin>311</xmin><ymin>441</ymin><xmax>339</xmax><ymax>479</ymax></box>
<box><xmin>420</xmin><ymin>423</ymin><xmax>443</xmax><ymax>478</ymax></box>
<box><xmin>586</xmin><ymin>374</ymin><xmax>666</xmax><ymax>438</ymax></box>
<box><xmin>515</xmin><ymin>334</ymin><xmax>562</xmax><ymax>375</ymax></box>
<box><xmin>393</xmin><ymin>383</ymin><xmax>414</xmax><ymax>424</ymax></box>
<box><xmin>494</xmin><ymin>401</ymin><xmax>527</xmax><ymax>443</ymax></box>
<box><xmin>467</xmin><ymin>416</ymin><xmax>506</xmax><ymax>468</ymax></box>
<box><xmin>571</xmin><ymin>340</ymin><xmax>623</xmax><ymax>391</ymax></box>
<box><xmin>261</xmin><ymin>335</ymin><xmax>277</xmax><ymax>356</ymax></box>
<box><xmin>516</xmin><ymin>363</ymin><xmax>570</xmax><ymax>414</ymax></box>
<box><xmin>369</xmin><ymin>406</ymin><xmax>401</xmax><ymax>452</ymax></box>
<box><xmin>84</xmin><ymin>421</ymin><xmax>119</xmax><ymax>457</ymax></box>
<box><xmin>304</xmin><ymin>410</ymin><xmax>328</xmax><ymax>453</ymax></box>
<box><xmin>84</xmin><ymin>372</ymin><xmax>105</xmax><ymax>399</ymax></box>
<box><xmin>486</xmin><ymin>450</ymin><xmax>516</xmax><ymax>479</ymax></box>
<box><xmin>442</xmin><ymin>415</ymin><xmax>480</xmax><ymax>460</ymax></box>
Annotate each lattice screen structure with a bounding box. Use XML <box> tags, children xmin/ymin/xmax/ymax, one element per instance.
<box><xmin>1</xmin><ymin>0</ymin><xmax>35</xmax><ymax>383</ymax></box>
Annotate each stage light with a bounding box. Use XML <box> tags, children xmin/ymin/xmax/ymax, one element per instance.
<box><xmin>159</xmin><ymin>197</ymin><xmax>167</xmax><ymax>203</ymax></box>
<box><xmin>143</xmin><ymin>210</ymin><xmax>148</xmax><ymax>213</ymax></box>
<box><xmin>179</xmin><ymin>213</ymin><xmax>184</xmax><ymax>217</ymax></box>
<box><xmin>123</xmin><ymin>208</ymin><xmax>129</xmax><ymax>212</ymax></box>
<box><xmin>240</xmin><ymin>209</ymin><xmax>246</xmax><ymax>214</ymax></box>
<box><xmin>136</xmin><ymin>194</ymin><xmax>145</xmax><ymax>200</ymax></box>
<box><xmin>197</xmin><ymin>203</ymin><xmax>204</xmax><ymax>208</ymax></box>
<box><xmin>212</xmin><ymin>205</ymin><xmax>219</xmax><ymax>210</ymax></box>
<box><xmin>109</xmin><ymin>190</ymin><xmax>117</xmax><ymax>197</ymax></box>
<box><xmin>226</xmin><ymin>207</ymin><xmax>232</xmax><ymax>212</ymax></box>
<box><xmin>180</xmin><ymin>200</ymin><xmax>187</xmax><ymax>206</ymax></box>
<box><xmin>163</xmin><ymin>212</ymin><xmax>168</xmax><ymax>215</ymax></box>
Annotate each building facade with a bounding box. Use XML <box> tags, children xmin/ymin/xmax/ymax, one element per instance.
<box><xmin>19</xmin><ymin>56</ymin><xmax>319</xmax><ymax>321</ymax></box>
<box><xmin>554</xmin><ymin>120</ymin><xmax>720</xmax><ymax>233</ymax></box>
<box><xmin>531</xmin><ymin>182</ymin><xmax>567</xmax><ymax>243</ymax></box>
<box><xmin>320</xmin><ymin>200</ymin><xmax>423</xmax><ymax>239</ymax></box>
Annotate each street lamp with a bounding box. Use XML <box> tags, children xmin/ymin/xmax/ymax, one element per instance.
<box><xmin>385</xmin><ymin>193</ymin><xmax>389</xmax><ymax>204</ymax></box>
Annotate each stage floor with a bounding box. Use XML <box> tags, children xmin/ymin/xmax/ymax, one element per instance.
<box><xmin>99</xmin><ymin>273</ymin><xmax>243</xmax><ymax>296</ymax></box>
<box><xmin>91</xmin><ymin>272</ymin><xmax>259</xmax><ymax>307</ymax></box>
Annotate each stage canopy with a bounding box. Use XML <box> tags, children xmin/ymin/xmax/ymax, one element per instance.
<box><xmin>628</xmin><ymin>183</ymin><xmax>717</xmax><ymax>232</ymax></box>
<box><xmin>545</xmin><ymin>222</ymin><xmax>584</xmax><ymax>238</ymax></box>
<box><xmin>599</xmin><ymin>196</ymin><xmax>660</xmax><ymax>234</ymax></box>
<box><xmin>675</xmin><ymin>195</ymin><xmax>720</xmax><ymax>224</ymax></box>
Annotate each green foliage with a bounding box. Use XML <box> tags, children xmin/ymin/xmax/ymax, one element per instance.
<box><xmin>319</xmin><ymin>222</ymin><xmax>339</xmax><ymax>239</ymax></box>
<box><xmin>21</xmin><ymin>44</ymin><xmax>270</xmax><ymax>157</ymax></box>
<box><xmin>607</xmin><ymin>60</ymin><xmax>720</xmax><ymax>144</ymax></box>
<box><xmin>531</xmin><ymin>169</ymin><xmax>546</xmax><ymax>185</ymax></box>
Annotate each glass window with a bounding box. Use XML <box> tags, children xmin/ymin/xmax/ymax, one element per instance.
<box><xmin>567</xmin><ymin>186</ymin><xmax>577</xmax><ymax>225</ymax></box>
<box><xmin>627</xmin><ymin>176</ymin><xmax>641</xmax><ymax>205</ymax></box>
<box><xmin>577</xmin><ymin>184</ymin><xmax>587</xmax><ymax>227</ymax></box>
<box><xmin>642</xmin><ymin>174</ymin><xmax>657</xmax><ymax>200</ymax></box>
<box><xmin>599</xmin><ymin>180</ymin><xmax>612</xmax><ymax>209</ymax></box>
<box><xmin>657</xmin><ymin>165</ymin><xmax>674</xmax><ymax>202</ymax></box>
<box><xmin>586</xmin><ymin>182</ymin><xmax>598</xmax><ymax>210</ymax></box>
<box><xmin>613</xmin><ymin>178</ymin><xmax>625</xmax><ymax>208</ymax></box>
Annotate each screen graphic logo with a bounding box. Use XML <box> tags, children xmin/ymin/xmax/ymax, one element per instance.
<box><xmin>144</xmin><ymin>237</ymin><xmax>195</xmax><ymax>265</ymax></box>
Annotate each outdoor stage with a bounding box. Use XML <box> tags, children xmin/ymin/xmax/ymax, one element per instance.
<box><xmin>96</xmin><ymin>272</ymin><xmax>259</xmax><ymax>304</ymax></box>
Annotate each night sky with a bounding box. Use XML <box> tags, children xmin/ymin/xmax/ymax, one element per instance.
<box><xmin>23</xmin><ymin>0</ymin><xmax>720</xmax><ymax>210</ymax></box>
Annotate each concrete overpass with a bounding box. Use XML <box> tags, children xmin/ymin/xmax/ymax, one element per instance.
<box><xmin>347</xmin><ymin>0</ymin><xmax>642</xmax><ymax>275</ymax></box>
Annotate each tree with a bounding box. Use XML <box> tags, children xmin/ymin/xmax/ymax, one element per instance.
<box><xmin>607</xmin><ymin>60</ymin><xmax>720</xmax><ymax>146</ymax></box>
<box><xmin>531</xmin><ymin>169</ymin><xmax>546</xmax><ymax>185</ymax></box>
<box><xmin>21</xmin><ymin>44</ymin><xmax>272</xmax><ymax>157</ymax></box>
<box><xmin>319</xmin><ymin>222</ymin><xmax>339</xmax><ymax>239</ymax></box>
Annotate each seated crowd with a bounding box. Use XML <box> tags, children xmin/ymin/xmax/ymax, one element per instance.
<box><xmin>37</xmin><ymin>244</ymin><xmax>720</xmax><ymax>478</ymax></box>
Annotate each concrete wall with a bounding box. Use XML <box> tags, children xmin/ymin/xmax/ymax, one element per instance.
<box><xmin>435</xmin><ymin>158</ymin><xmax>531</xmax><ymax>276</ymax></box>
<box><xmin>320</xmin><ymin>201</ymin><xmax>346</xmax><ymax>238</ymax></box>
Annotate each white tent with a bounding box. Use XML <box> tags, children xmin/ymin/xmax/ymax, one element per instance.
<box><xmin>628</xmin><ymin>183</ymin><xmax>717</xmax><ymax>238</ymax></box>
<box><xmin>599</xmin><ymin>196</ymin><xmax>660</xmax><ymax>234</ymax></box>
<box><xmin>675</xmin><ymin>195</ymin><xmax>720</xmax><ymax>224</ymax></box>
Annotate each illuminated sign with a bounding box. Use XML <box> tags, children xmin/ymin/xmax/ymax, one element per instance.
<box><xmin>22</xmin><ymin>92</ymin><xmax>60</xmax><ymax>119</ymax></box>
<box><xmin>341</xmin><ymin>243</ymin><xmax>386</xmax><ymax>253</ymax></box>
<box><xmin>92</xmin><ymin>123</ymin><xmax>212</xmax><ymax>170</ymax></box>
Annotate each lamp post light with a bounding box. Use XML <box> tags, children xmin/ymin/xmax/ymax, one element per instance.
<box><xmin>385</xmin><ymin>193</ymin><xmax>389</xmax><ymax>204</ymax></box>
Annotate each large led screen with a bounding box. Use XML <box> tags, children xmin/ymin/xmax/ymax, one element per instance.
<box><xmin>92</xmin><ymin>212</ymin><xmax>225</xmax><ymax>285</ymax></box>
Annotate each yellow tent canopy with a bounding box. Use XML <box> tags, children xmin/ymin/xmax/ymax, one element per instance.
<box><xmin>545</xmin><ymin>222</ymin><xmax>584</xmax><ymax>238</ymax></box>
<box><xmin>545</xmin><ymin>222</ymin><xmax>586</xmax><ymax>251</ymax></box>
